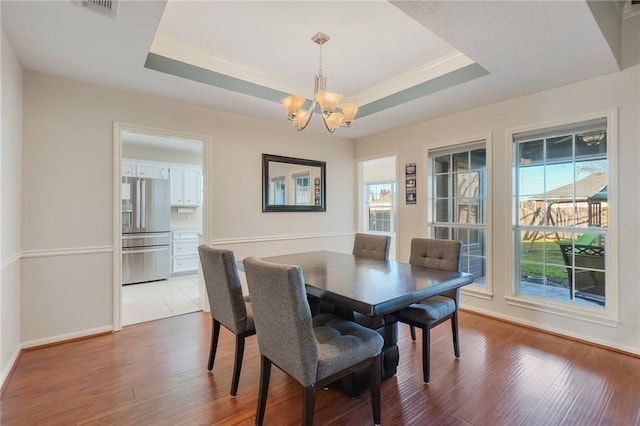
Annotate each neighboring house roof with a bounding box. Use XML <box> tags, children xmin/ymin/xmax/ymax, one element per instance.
<box><xmin>369</xmin><ymin>191</ymin><xmax>393</xmax><ymax>207</ymax></box>
<box><xmin>531</xmin><ymin>172</ymin><xmax>607</xmax><ymax>203</ymax></box>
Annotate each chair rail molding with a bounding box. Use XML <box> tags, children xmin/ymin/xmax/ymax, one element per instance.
<box><xmin>20</xmin><ymin>246</ymin><xmax>113</xmax><ymax>259</ymax></box>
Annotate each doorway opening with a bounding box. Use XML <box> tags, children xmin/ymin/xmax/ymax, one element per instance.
<box><xmin>114</xmin><ymin>123</ymin><xmax>207</xmax><ymax>329</ymax></box>
<box><xmin>358</xmin><ymin>155</ymin><xmax>397</xmax><ymax>260</ymax></box>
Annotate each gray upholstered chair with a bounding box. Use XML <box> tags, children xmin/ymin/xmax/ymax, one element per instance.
<box><xmin>198</xmin><ymin>245</ymin><xmax>255</xmax><ymax>397</ymax></box>
<box><xmin>352</xmin><ymin>233</ymin><xmax>391</xmax><ymax>261</ymax></box>
<box><xmin>243</xmin><ymin>256</ymin><xmax>383</xmax><ymax>426</ymax></box>
<box><xmin>393</xmin><ymin>238</ymin><xmax>463</xmax><ymax>383</ymax></box>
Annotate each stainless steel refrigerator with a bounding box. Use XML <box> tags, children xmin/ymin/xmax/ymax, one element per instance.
<box><xmin>122</xmin><ymin>176</ymin><xmax>171</xmax><ymax>285</ymax></box>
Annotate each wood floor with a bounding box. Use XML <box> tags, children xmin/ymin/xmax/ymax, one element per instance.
<box><xmin>2</xmin><ymin>311</ymin><xmax>639</xmax><ymax>425</ymax></box>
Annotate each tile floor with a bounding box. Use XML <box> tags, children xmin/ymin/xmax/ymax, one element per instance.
<box><xmin>121</xmin><ymin>274</ymin><xmax>202</xmax><ymax>326</ymax></box>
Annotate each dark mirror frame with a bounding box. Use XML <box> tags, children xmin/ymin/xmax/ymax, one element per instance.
<box><xmin>262</xmin><ymin>153</ymin><xmax>326</xmax><ymax>212</ymax></box>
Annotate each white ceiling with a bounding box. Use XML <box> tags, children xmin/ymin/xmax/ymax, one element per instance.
<box><xmin>1</xmin><ymin>0</ymin><xmax>630</xmax><ymax>141</ymax></box>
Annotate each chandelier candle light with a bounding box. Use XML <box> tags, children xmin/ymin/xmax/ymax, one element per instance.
<box><xmin>281</xmin><ymin>32</ymin><xmax>358</xmax><ymax>133</ymax></box>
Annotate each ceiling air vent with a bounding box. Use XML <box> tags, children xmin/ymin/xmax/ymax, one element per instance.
<box><xmin>623</xmin><ymin>0</ymin><xmax>640</xmax><ymax>19</ymax></box>
<box><xmin>80</xmin><ymin>0</ymin><xmax>118</xmax><ymax>19</ymax></box>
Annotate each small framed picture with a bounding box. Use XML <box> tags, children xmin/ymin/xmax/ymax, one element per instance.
<box><xmin>314</xmin><ymin>177</ymin><xmax>321</xmax><ymax>186</ymax></box>
<box><xmin>406</xmin><ymin>190</ymin><xmax>416</xmax><ymax>204</ymax></box>
<box><xmin>314</xmin><ymin>188</ymin><xmax>320</xmax><ymax>195</ymax></box>
<box><xmin>406</xmin><ymin>179</ymin><xmax>416</xmax><ymax>188</ymax></box>
<box><xmin>405</xmin><ymin>164</ymin><xmax>416</xmax><ymax>176</ymax></box>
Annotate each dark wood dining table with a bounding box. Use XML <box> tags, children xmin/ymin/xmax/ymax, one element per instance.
<box><xmin>257</xmin><ymin>250</ymin><xmax>475</xmax><ymax>396</ymax></box>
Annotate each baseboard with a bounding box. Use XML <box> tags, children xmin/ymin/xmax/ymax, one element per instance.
<box><xmin>460</xmin><ymin>307</ymin><xmax>640</xmax><ymax>358</ymax></box>
<box><xmin>0</xmin><ymin>345</ymin><xmax>22</xmax><ymax>394</ymax></box>
<box><xmin>21</xmin><ymin>326</ymin><xmax>114</xmax><ymax>350</ymax></box>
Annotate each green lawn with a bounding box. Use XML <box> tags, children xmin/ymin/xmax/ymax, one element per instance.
<box><xmin>520</xmin><ymin>241</ymin><xmax>569</xmax><ymax>284</ymax></box>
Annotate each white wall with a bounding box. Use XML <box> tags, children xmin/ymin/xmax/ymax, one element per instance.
<box><xmin>1</xmin><ymin>29</ymin><xmax>23</xmax><ymax>386</ymax></box>
<box><xmin>21</xmin><ymin>71</ymin><xmax>355</xmax><ymax>346</ymax></box>
<box><xmin>355</xmin><ymin>63</ymin><xmax>640</xmax><ymax>354</ymax></box>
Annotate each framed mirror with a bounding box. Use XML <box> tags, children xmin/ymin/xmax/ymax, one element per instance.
<box><xmin>262</xmin><ymin>154</ymin><xmax>326</xmax><ymax>212</ymax></box>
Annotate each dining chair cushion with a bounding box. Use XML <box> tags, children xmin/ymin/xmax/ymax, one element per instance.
<box><xmin>313</xmin><ymin>313</ymin><xmax>384</xmax><ymax>382</ymax></box>
<box><xmin>394</xmin><ymin>295</ymin><xmax>456</xmax><ymax>323</ymax></box>
<box><xmin>409</xmin><ymin>238</ymin><xmax>460</xmax><ymax>272</ymax></box>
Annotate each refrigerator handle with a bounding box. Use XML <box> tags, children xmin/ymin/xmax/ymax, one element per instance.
<box><xmin>140</xmin><ymin>179</ymin><xmax>146</xmax><ymax>229</ymax></box>
<box><xmin>136</xmin><ymin>179</ymin><xmax>141</xmax><ymax>229</ymax></box>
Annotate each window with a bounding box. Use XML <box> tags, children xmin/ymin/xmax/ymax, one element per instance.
<box><xmin>513</xmin><ymin>117</ymin><xmax>608</xmax><ymax>308</ymax></box>
<box><xmin>366</xmin><ymin>182</ymin><xmax>396</xmax><ymax>233</ymax></box>
<box><xmin>293</xmin><ymin>173</ymin><xmax>310</xmax><ymax>205</ymax></box>
<box><xmin>270</xmin><ymin>177</ymin><xmax>285</xmax><ymax>205</ymax></box>
<box><xmin>428</xmin><ymin>141</ymin><xmax>487</xmax><ymax>286</ymax></box>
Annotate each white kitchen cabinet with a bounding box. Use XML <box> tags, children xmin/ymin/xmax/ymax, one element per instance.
<box><xmin>122</xmin><ymin>161</ymin><xmax>135</xmax><ymax>177</ymax></box>
<box><xmin>136</xmin><ymin>163</ymin><xmax>168</xmax><ymax>179</ymax></box>
<box><xmin>172</xmin><ymin>230</ymin><xmax>201</xmax><ymax>274</ymax></box>
<box><xmin>170</xmin><ymin>166</ymin><xmax>202</xmax><ymax>206</ymax></box>
<box><xmin>122</xmin><ymin>159</ymin><xmax>168</xmax><ymax>179</ymax></box>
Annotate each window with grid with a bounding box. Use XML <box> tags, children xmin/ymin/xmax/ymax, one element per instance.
<box><xmin>366</xmin><ymin>182</ymin><xmax>396</xmax><ymax>233</ymax></box>
<box><xmin>428</xmin><ymin>142</ymin><xmax>487</xmax><ymax>285</ymax></box>
<box><xmin>513</xmin><ymin>117</ymin><xmax>608</xmax><ymax>308</ymax></box>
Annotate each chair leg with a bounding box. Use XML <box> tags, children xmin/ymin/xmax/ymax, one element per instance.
<box><xmin>369</xmin><ymin>354</ymin><xmax>381</xmax><ymax>426</ymax></box>
<box><xmin>410</xmin><ymin>324</ymin><xmax>417</xmax><ymax>341</ymax></box>
<box><xmin>451</xmin><ymin>311</ymin><xmax>460</xmax><ymax>358</ymax></box>
<box><xmin>421</xmin><ymin>326</ymin><xmax>431</xmax><ymax>383</ymax></box>
<box><xmin>302</xmin><ymin>384</ymin><xmax>316</xmax><ymax>426</ymax></box>
<box><xmin>208</xmin><ymin>319</ymin><xmax>221</xmax><ymax>371</ymax></box>
<box><xmin>230</xmin><ymin>334</ymin><xmax>245</xmax><ymax>397</ymax></box>
<box><xmin>256</xmin><ymin>356</ymin><xmax>271</xmax><ymax>426</ymax></box>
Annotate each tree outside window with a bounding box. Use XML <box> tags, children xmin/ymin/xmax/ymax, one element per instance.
<box><xmin>514</xmin><ymin>118</ymin><xmax>608</xmax><ymax>307</ymax></box>
<box><xmin>429</xmin><ymin>144</ymin><xmax>487</xmax><ymax>286</ymax></box>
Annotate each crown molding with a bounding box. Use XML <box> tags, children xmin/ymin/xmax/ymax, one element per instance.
<box><xmin>149</xmin><ymin>34</ymin><xmax>475</xmax><ymax>108</ymax></box>
<box><xmin>149</xmin><ymin>34</ymin><xmax>304</xmax><ymax>95</ymax></box>
<box><xmin>351</xmin><ymin>52</ymin><xmax>475</xmax><ymax>106</ymax></box>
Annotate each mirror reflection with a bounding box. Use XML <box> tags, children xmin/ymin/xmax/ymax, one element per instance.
<box><xmin>262</xmin><ymin>154</ymin><xmax>326</xmax><ymax>212</ymax></box>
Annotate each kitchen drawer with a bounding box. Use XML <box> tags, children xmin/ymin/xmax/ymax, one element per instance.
<box><xmin>173</xmin><ymin>255</ymin><xmax>200</xmax><ymax>273</ymax></box>
<box><xmin>173</xmin><ymin>239</ymin><xmax>199</xmax><ymax>256</ymax></box>
<box><xmin>173</xmin><ymin>230</ymin><xmax>200</xmax><ymax>240</ymax></box>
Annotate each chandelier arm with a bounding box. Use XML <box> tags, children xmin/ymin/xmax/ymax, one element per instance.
<box><xmin>321</xmin><ymin>114</ymin><xmax>337</xmax><ymax>134</ymax></box>
<box><xmin>295</xmin><ymin>100</ymin><xmax>316</xmax><ymax>131</ymax></box>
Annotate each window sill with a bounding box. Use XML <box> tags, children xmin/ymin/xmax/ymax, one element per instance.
<box><xmin>461</xmin><ymin>285</ymin><xmax>493</xmax><ymax>300</ymax></box>
<box><xmin>505</xmin><ymin>295</ymin><xmax>619</xmax><ymax>327</ymax></box>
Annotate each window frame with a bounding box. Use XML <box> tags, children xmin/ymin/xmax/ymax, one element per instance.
<box><xmin>507</xmin><ymin>110</ymin><xmax>619</xmax><ymax>326</ymax></box>
<box><xmin>270</xmin><ymin>176</ymin><xmax>286</xmax><ymax>205</ymax></box>
<box><xmin>365</xmin><ymin>180</ymin><xmax>397</xmax><ymax>234</ymax></box>
<box><xmin>292</xmin><ymin>172</ymin><xmax>311</xmax><ymax>205</ymax></box>
<box><xmin>426</xmin><ymin>134</ymin><xmax>493</xmax><ymax>299</ymax></box>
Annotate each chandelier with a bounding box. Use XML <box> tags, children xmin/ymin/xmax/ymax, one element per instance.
<box><xmin>581</xmin><ymin>130</ymin><xmax>605</xmax><ymax>146</ymax></box>
<box><xmin>281</xmin><ymin>32</ymin><xmax>358</xmax><ymax>133</ymax></box>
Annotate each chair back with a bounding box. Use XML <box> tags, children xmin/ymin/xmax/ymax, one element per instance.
<box><xmin>410</xmin><ymin>238</ymin><xmax>462</xmax><ymax>272</ymax></box>
<box><xmin>352</xmin><ymin>233</ymin><xmax>391</xmax><ymax>261</ymax></box>
<box><xmin>198</xmin><ymin>245</ymin><xmax>250</xmax><ymax>334</ymax></box>
<box><xmin>243</xmin><ymin>257</ymin><xmax>319</xmax><ymax>386</ymax></box>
